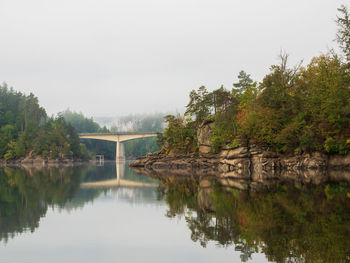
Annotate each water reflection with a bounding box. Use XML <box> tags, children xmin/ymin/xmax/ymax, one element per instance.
<box><xmin>149</xmin><ymin>170</ymin><xmax>350</xmax><ymax>263</ymax></box>
<box><xmin>0</xmin><ymin>166</ymin><xmax>82</xmax><ymax>243</ymax></box>
<box><xmin>0</xmin><ymin>163</ymin><xmax>349</xmax><ymax>263</ymax></box>
<box><xmin>81</xmin><ymin>161</ymin><xmax>158</xmax><ymax>188</ymax></box>
<box><xmin>0</xmin><ymin>162</ymin><xmax>158</xmax><ymax>243</ymax></box>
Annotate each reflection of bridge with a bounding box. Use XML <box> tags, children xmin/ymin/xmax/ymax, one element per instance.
<box><xmin>79</xmin><ymin>133</ymin><xmax>158</xmax><ymax>161</ymax></box>
<box><xmin>80</xmin><ymin>161</ymin><xmax>158</xmax><ymax>188</ymax></box>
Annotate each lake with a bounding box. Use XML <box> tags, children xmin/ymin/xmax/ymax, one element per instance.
<box><xmin>0</xmin><ymin>162</ymin><xmax>349</xmax><ymax>263</ymax></box>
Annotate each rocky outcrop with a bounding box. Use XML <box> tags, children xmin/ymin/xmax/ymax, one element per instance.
<box><xmin>328</xmin><ymin>154</ymin><xmax>350</xmax><ymax>169</ymax></box>
<box><xmin>197</xmin><ymin>120</ymin><xmax>214</xmax><ymax>154</ymax></box>
<box><xmin>130</xmin><ymin>147</ymin><xmax>350</xmax><ymax>184</ymax></box>
<box><xmin>131</xmin><ymin>153</ymin><xmax>220</xmax><ymax>171</ymax></box>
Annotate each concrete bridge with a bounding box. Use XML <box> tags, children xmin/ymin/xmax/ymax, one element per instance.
<box><xmin>79</xmin><ymin>132</ymin><xmax>158</xmax><ymax>160</ymax></box>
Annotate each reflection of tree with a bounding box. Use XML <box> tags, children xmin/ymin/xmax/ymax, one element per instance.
<box><xmin>158</xmin><ymin>176</ymin><xmax>199</xmax><ymax>218</ymax></box>
<box><xmin>161</xmin><ymin>177</ymin><xmax>350</xmax><ymax>263</ymax></box>
<box><xmin>244</xmin><ymin>183</ymin><xmax>350</xmax><ymax>263</ymax></box>
<box><xmin>80</xmin><ymin>163</ymin><xmax>116</xmax><ymax>182</ymax></box>
<box><xmin>186</xmin><ymin>185</ymin><xmax>257</xmax><ymax>261</ymax></box>
<box><xmin>62</xmin><ymin>188</ymin><xmax>103</xmax><ymax>212</ymax></box>
<box><xmin>0</xmin><ymin>166</ymin><xmax>82</xmax><ymax>243</ymax></box>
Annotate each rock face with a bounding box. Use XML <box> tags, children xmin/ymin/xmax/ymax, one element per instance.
<box><xmin>197</xmin><ymin>120</ymin><xmax>214</xmax><ymax>154</ymax></box>
<box><xmin>131</xmin><ymin>154</ymin><xmax>219</xmax><ymax>171</ymax></box>
<box><xmin>328</xmin><ymin>154</ymin><xmax>350</xmax><ymax>168</ymax></box>
<box><xmin>130</xmin><ymin>147</ymin><xmax>350</xmax><ymax>184</ymax></box>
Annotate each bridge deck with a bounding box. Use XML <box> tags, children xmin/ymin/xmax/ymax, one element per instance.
<box><xmin>79</xmin><ymin>132</ymin><xmax>159</xmax><ymax>136</ymax></box>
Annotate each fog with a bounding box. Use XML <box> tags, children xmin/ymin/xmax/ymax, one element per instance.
<box><xmin>0</xmin><ymin>0</ymin><xmax>345</xmax><ymax>117</ymax></box>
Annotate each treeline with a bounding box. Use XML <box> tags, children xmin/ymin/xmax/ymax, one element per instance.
<box><xmin>61</xmin><ymin>109</ymin><xmax>109</xmax><ymax>133</ymax></box>
<box><xmin>60</xmin><ymin>109</ymin><xmax>115</xmax><ymax>159</ymax></box>
<box><xmin>0</xmin><ymin>85</ymin><xmax>87</xmax><ymax>160</ymax></box>
<box><xmin>109</xmin><ymin>113</ymin><xmax>165</xmax><ymax>133</ymax></box>
<box><xmin>124</xmin><ymin>137</ymin><xmax>159</xmax><ymax>158</ymax></box>
<box><xmin>161</xmin><ymin>6</ymin><xmax>350</xmax><ymax>155</ymax></box>
<box><xmin>62</xmin><ymin>109</ymin><xmax>116</xmax><ymax>159</ymax></box>
<box><xmin>95</xmin><ymin>113</ymin><xmax>165</xmax><ymax>133</ymax></box>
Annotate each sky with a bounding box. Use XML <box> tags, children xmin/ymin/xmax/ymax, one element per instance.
<box><xmin>0</xmin><ymin>0</ymin><xmax>346</xmax><ymax>117</ymax></box>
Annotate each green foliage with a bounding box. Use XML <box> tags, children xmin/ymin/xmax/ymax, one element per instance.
<box><xmin>185</xmin><ymin>86</ymin><xmax>211</xmax><ymax>123</ymax></box>
<box><xmin>165</xmin><ymin>51</ymin><xmax>350</xmax><ymax>155</ymax></box>
<box><xmin>209</xmin><ymin>86</ymin><xmax>239</xmax><ymax>152</ymax></box>
<box><xmin>163</xmin><ymin>115</ymin><xmax>197</xmax><ymax>154</ymax></box>
<box><xmin>0</xmin><ymin>84</ymin><xmax>86</xmax><ymax>160</ymax></box>
<box><xmin>166</xmin><ymin>83</ymin><xmax>248</xmax><ymax>153</ymax></box>
<box><xmin>4</xmin><ymin>141</ymin><xmax>17</xmax><ymax>160</ymax></box>
<box><xmin>124</xmin><ymin>137</ymin><xmax>159</xmax><ymax>157</ymax></box>
<box><xmin>0</xmin><ymin>124</ymin><xmax>16</xmax><ymax>157</ymax></box>
<box><xmin>61</xmin><ymin>109</ymin><xmax>102</xmax><ymax>133</ymax></box>
<box><xmin>227</xmin><ymin>138</ymin><xmax>240</xmax><ymax>149</ymax></box>
<box><xmin>324</xmin><ymin>137</ymin><xmax>350</xmax><ymax>154</ymax></box>
<box><xmin>233</xmin><ymin>70</ymin><xmax>257</xmax><ymax>94</ymax></box>
<box><xmin>237</xmin><ymin>53</ymin><xmax>350</xmax><ymax>154</ymax></box>
<box><xmin>210</xmin><ymin>131</ymin><xmax>226</xmax><ymax>152</ymax></box>
<box><xmin>31</xmin><ymin>116</ymin><xmax>83</xmax><ymax>158</ymax></box>
<box><xmin>336</xmin><ymin>5</ymin><xmax>350</xmax><ymax>63</ymax></box>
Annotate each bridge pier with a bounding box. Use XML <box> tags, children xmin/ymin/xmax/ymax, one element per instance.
<box><xmin>116</xmin><ymin>140</ymin><xmax>120</xmax><ymax>161</ymax></box>
<box><xmin>116</xmin><ymin>140</ymin><xmax>125</xmax><ymax>161</ymax></box>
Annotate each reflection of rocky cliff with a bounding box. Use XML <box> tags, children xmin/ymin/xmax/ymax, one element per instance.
<box><xmin>0</xmin><ymin>166</ymin><xmax>83</xmax><ymax>243</ymax></box>
<box><xmin>146</xmin><ymin>171</ymin><xmax>350</xmax><ymax>263</ymax></box>
<box><xmin>131</xmin><ymin>147</ymin><xmax>350</xmax><ymax>185</ymax></box>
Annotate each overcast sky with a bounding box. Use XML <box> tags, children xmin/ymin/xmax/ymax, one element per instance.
<box><xmin>0</xmin><ymin>0</ymin><xmax>346</xmax><ymax>117</ymax></box>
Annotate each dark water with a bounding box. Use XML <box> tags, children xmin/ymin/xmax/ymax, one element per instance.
<box><xmin>0</xmin><ymin>162</ymin><xmax>349</xmax><ymax>263</ymax></box>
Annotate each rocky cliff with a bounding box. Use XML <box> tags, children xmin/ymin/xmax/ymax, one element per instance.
<box><xmin>130</xmin><ymin>147</ymin><xmax>350</xmax><ymax>184</ymax></box>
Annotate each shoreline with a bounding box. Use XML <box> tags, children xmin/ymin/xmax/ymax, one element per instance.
<box><xmin>0</xmin><ymin>157</ymin><xmax>138</xmax><ymax>168</ymax></box>
<box><xmin>0</xmin><ymin>156</ymin><xmax>96</xmax><ymax>168</ymax></box>
<box><xmin>130</xmin><ymin>147</ymin><xmax>350</xmax><ymax>171</ymax></box>
<box><xmin>130</xmin><ymin>147</ymin><xmax>350</xmax><ymax>184</ymax></box>
<box><xmin>0</xmin><ymin>158</ymin><xmax>89</xmax><ymax>168</ymax></box>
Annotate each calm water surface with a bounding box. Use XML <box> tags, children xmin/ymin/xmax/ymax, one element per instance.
<box><xmin>0</xmin><ymin>162</ymin><xmax>349</xmax><ymax>263</ymax></box>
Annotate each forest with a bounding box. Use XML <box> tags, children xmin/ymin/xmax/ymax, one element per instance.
<box><xmin>160</xmin><ymin>5</ymin><xmax>350</xmax><ymax>156</ymax></box>
<box><xmin>0</xmin><ymin>85</ymin><xmax>87</xmax><ymax>160</ymax></box>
